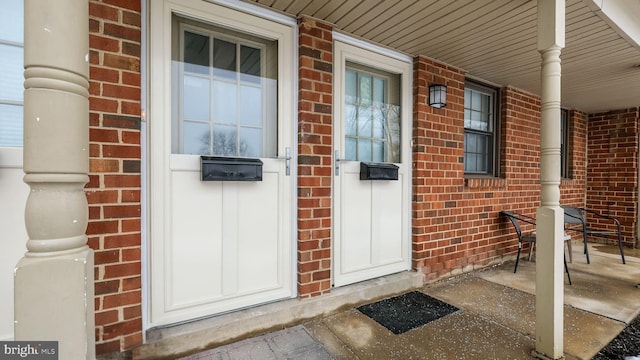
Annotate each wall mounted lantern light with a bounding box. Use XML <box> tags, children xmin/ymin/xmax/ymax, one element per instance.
<box><xmin>429</xmin><ymin>84</ymin><xmax>447</xmax><ymax>108</ymax></box>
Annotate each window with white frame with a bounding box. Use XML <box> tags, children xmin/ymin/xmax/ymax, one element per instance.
<box><xmin>0</xmin><ymin>0</ymin><xmax>24</xmax><ymax>148</ymax></box>
<box><xmin>464</xmin><ymin>81</ymin><xmax>498</xmax><ymax>175</ymax></box>
<box><xmin>171</xmin><ymin>16</ymin><xmax>278</xmax><ymax>158</ymax></box>
<box><xmin>344</xmin><ymin>62</ymin><xmax>401</xmax><ymax>163</ymax></box>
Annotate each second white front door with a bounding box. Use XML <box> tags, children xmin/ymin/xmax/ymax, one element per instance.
<box><xmin>333</xmin><ymin>41</ymin><xmax>412</xmax><ymax>287</ymax></box>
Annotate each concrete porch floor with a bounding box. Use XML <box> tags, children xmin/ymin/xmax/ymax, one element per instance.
<box><xmin>134</xmin><ymin>243</ymin><xmax>640</xmax><ymax>359</ymax></box>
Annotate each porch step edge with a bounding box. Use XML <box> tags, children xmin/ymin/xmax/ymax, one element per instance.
<box><xmin>132</xmin><ymin>270</ymin><xmax>423</xmax><ymax>359</ymax></box>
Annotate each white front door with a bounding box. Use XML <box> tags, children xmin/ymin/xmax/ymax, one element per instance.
<box><xmin>149</xmin><ymin>0</ymin><xmax>295</xmax><ymax>326</ymax></box>
<box><xmin>333</xmin><ymin>41</ymin><xmax>412</xmax><ymax>287</ymax></box>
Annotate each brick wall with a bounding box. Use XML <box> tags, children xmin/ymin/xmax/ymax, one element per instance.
<box><xmin>87</xmin><ymin>0</ymin><xmax>143</xmax><ymax>355</ymax></box>
<box><xmin>412</xmin><ymin>56</ymin><xmax>468</xmax><ymax>279</ymax></box>
<box><xmin>412</xmin><ymin>56</ymin><xmax>586</xmax><ymax>281</ymax></box>
<box><xmin>297</xmin><ymin>17</ymin><xmax>333</xmax><ymax>297</ymax></box>
<box><xmin>585</xmin><ymin>108</ymin><xmax>640</xmax><ymax>247</ymax></box>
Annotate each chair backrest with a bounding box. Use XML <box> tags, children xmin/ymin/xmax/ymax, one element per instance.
<box><xmin>561</xmin><ymin>206</ymin><xmax>584</xmax><ymax>225</ymax></box>
<box><xmin>501</xmin><ymin>211</ymin><xmax>523</xmax><ymax>240</ymax></box>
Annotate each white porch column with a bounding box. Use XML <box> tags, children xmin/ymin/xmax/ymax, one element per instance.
<box><xmin>15</xmin><ymin>0</ymin><xmax>95</xmax><ymax>359</ymax></box>
<box><xmin>535</xmin><ymin>0</ymin><xmax>565</xmax><ymax>359</ymax></box>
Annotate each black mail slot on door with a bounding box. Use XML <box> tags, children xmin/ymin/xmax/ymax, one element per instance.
<box><xmin>360</xmin><ymin>162</ymin><xmax>399</xmax><ymax>180</ymax></box>
<box><xmin>201</xmin><ymin>156</ymin><xmax>263</xmax><ymax>181</ymax></box>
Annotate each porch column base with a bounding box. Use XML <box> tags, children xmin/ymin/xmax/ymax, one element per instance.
<box><xmin>532</xmin><ymin>349</ymin><xmax>565</xmax><ymax>360</ymax></box>
<box><xmin>14</xmin><ymin>247</ymin><xmax>95</xmax><ymax>359</ymax></box>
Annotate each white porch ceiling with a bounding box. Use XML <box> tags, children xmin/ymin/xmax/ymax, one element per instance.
<box><xmin>244</xmin><ymin>0</ymin><xmax>640</xmax><ymax>113</ymax></box>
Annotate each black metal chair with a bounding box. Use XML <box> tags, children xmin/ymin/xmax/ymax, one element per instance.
<box><xmin>561</xmin><ymin>205</ymin><xmax>625</xmax><ymax>265</ymax></box>
<box><xmin>501</xmin><ymin>211</ymin><xmax>571</xmax><ymax>285</ymax></box>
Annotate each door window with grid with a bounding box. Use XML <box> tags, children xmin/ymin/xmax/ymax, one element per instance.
<box><xmin>464</xmin><ymin>82</ymin><xmax>497</xmax><ymax>175</ymax></box>
<box><xmin>172</xmin><ymin>18</ymin><xmax>277</xmax><ymax>158</ymax></box>
<box><xmin>344</xmin><ymin>63</ymin><xmax>401</xmax><ymax>163</ymax></box>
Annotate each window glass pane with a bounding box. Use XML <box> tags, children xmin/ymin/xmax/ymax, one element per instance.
<box><xmin>183</xmin><ymin>121</ymin><xmax>210</xmax><ymax>155</ymax></box>
<box><xmin>0</xmin><ymin>0</ymin><xmax>23</xmax><ymax>43</ymax></box>
<box><xmin>481</xmin><ymin>94</ymin><xmax>491</xmax><ymax>116</ymax></box>
<box><xmin>183</xmin><ymin>75</ymin><xmax>210</xmax><ymax>121</ymax></box>
<box><xmin>239</xmin><ymin>127</ymin><xmax>261</xmax><ymax>157</ymax></box>
<box><xmin>478</xmin><ymin>135</ymin><xmax>488</xmax><ymax>156</ymax></box>
<box><xmin>184</xmin><ymin>31</ymin><xmax>209</xmax><ymax>74</ymax></box>
<box><xmin>345</xmin><ymin>104</ymin><xmax>357</xmax><ymax>136</ymax></box>
<box><xmin>373</xmin><ymin>77</ymin><xmax>385</xmax><ymax>104</ymax></box>
<box><xmin>372</xmin><ymin>141</ymin><xmax>384</xmax><ymax>162</ymax></box>
<box><xmin>358</xmin><ymin>139</ymin><xmax>372</xmax><ymax>162</ymax></box>
<box><xmin>478</xmin><ymin>152</ymin><xmax>487</xmax><ymax>171</ymax></box>
<box><xmin>465</xmin><ymin>154</ymin><xmax>477</xmax><ymax>172</ymax></box>
<box><xmin>213</xmin><ymin>39</ymin><xmax>236</xmax><ymax>79</ymax></box>
<box><xmin>358</xmin><ymin>107</ymin><xmax>372</xmax><ymax>137</ymax></box>
<box><xmin>464</xmin><ymin>89</ymin><xmax>470</xmax><ymax>109</ymax></box>
<box><xmin>466</xmin><ymin>132</ymin><xmax>476</xmax><ymax>152</ymax></box>
<box><xmin>239</xmin><ymin>85</ymin><xmax>261</xmax><ymax>126</ymax></box>
<box><xmin>0</xmin><ymin>44</ymin><xmax>23</xmax><ymax>102</ymax></box>
<box><xmin>471</xmin><ymin>91</ymin><xmax>482</xmax><ymax>111</ymax></box>
<box><xmin>240</xmin><ymin>45</ymin><xmax>260</xmax><ymax>83</ymax></box>
<box><xmin>345</xmin><ymin>70</ymin><xmax>357</xmax><ymax>103</ymax></box>
<box><xmin>359</xmin><ymin>74</ymin><xmax>372</xmax><ymax>106</ymax></box>
<box><xmin>212</xmin><ymin>81</ymin><xmax>236</xmax><ymax>124</ymax></box>
<box><xmin>0</xmin><ymin>103</ymin><xmax>23</xmax><ymax>147</ymax></box>
<box><xmin>345</xmin><ymin>137</ymin><xmax>356</xmax><ymax>161</ymax></box>
<box><xmin>469</xmin><ymin>116</ymin><xmax>479</xmax><ymax>130</ymax></box>
<box><xmin>372</xmin><ymin>110</ymin><xmax>384</xmax><ymax>139</ymax></box>
<box><xmin>464</xmin><ymin>109</ymin><xmax>471</xmax><ymax>128</ymax></box>
<box><xmin>476</xmin><ymin>114</ymin><xmax>489</xmax><ymax>131</ymax></box>
<box><xmin>212</xmin><ymin>125</ymin><xmax>237</xmax><ymax>156</ymax></box>
<box><xmin>387</xmin><ymin>105</ymin><xmax>401</xmax><ymax>163</ymax></box>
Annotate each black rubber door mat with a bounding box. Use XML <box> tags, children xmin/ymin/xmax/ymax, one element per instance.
<box><xmin>357</xmin><ymin>291</ymin><xmax>459</xmax><ymax>334</ymax></box>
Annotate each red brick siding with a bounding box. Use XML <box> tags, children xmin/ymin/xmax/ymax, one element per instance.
<box><xmin>297</xmin><ymin>17</ymin><xmax>333</xmax><ymax>297</ymax></box>
<box><xmin>412</xmin><ymin>56</ymin><xmax>468</xmax><ymax>278</ymax></box>
<box><xmin>88</xmin><ymin>0</ymin><xmax>142</xmax><ymax>355</ymax></box>
<box><xmin>585</xmin><ymin>108</ymin><xmax>640</xmax><ymax>247</ymax></box>
<box><xmin>412</xmin><ymin>56</ymin><xmax>586</xmax><ymax>281</ymax></box>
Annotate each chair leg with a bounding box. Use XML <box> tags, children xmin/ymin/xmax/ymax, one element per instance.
<box><xmin>528</xmin><ymin>242</ymin><xmax>535</xmax><ymax>261</ymax></box>
<box><xmin>566</xmin><ymin>238</ymin><xmax>572</xmax><ymax>263</ymax></box>
<box><xmin>583</xmin><ymin>231</ymin><xmax>590</xmax><ymax>264</ymax></box>
<box><xmin>618</xmin><ymin>231</ymin><xmax>626</xmax><ymax>264</ymax></box>
<box><xmin>514</xmin><ymin>244</ymin><xmax>522</xmax><ymax>273</ymax></box>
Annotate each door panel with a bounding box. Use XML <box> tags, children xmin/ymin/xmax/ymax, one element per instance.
<box><xmin>335</xmin><ymin>160</ymin><xmax>408</xmax><ymax>286</ymax></box>
<box><xmin>166</xmin><ymin>156</ymin><xmax>288</xmax><ymax>313</ymax></box>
